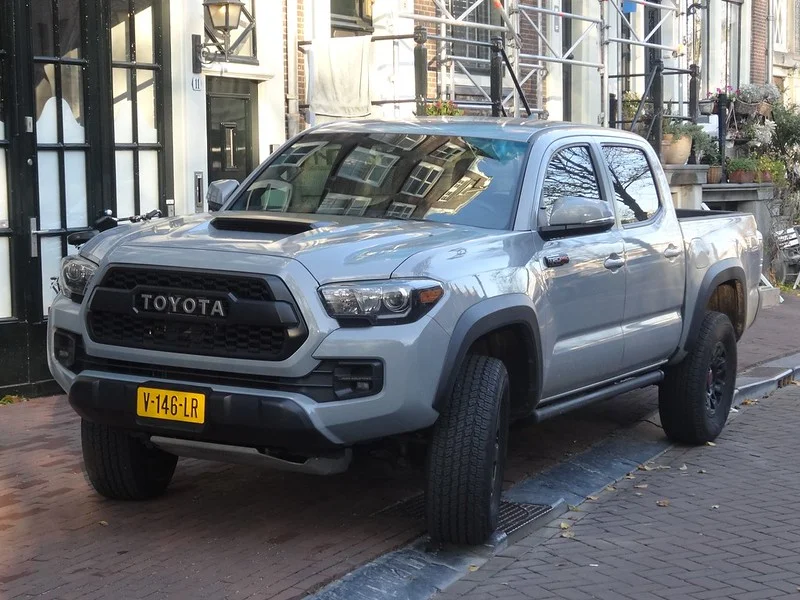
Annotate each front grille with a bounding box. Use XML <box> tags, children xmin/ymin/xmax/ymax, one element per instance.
<box><xmin>101</xmin><ymin>268</ymin><xmax>272</xmax><ymax>301</ymax></box>
<box><xmin>86</xmin><ymin>267</ymin><xmax>306</xmax><ymax>361</ymax></box>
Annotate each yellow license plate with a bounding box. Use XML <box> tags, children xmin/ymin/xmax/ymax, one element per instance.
<box><xmin>136</xmin><ymin>387</ymin><xmax>205</xmax><ymax>424</ymax></box>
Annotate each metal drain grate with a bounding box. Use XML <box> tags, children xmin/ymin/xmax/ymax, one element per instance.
<box><xmin>378</xmin><ymin>493</ymin><xmax>554</xmax><ymax>536</ymax></box>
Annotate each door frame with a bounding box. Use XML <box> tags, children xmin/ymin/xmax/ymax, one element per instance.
<box><xmin>205</xmin><ymin>77</ymin><xmax>259</xmax><ymax>183</ymax></box>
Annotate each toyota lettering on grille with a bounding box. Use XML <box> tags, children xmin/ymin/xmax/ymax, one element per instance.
<box><xmin>137</xmin><ymin>293</ymin><xmax>227</xmax><ymax>317</ymax></box>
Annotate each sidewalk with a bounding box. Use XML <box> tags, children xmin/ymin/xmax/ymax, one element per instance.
<box><xmin>437</xmin><ymin>384</ymin><xmax>800</xmax><ymax>600</ymax></box>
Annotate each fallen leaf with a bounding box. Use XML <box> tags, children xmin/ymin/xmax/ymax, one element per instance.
<box><xmin>468</xmin><ymin>565</ymin><xmax>479</xmax><ymax>572</ymax></box>
<box><xmin>789</xmin><ymin>380</ymin><xmax>800</xmax><ymax>386</ymax></box>
<box><xmin>634</xmin><ymin>492</ymin><xmax>643</xmax><ymax>497</ymax></box>
<box><xmin>656</xmin><ymin>499</ymin><xmax>671</xmax><ymax>507</ymax></box>
<box><xmin>698</xmin><ymin>469</ymin><xmax>708</xmax><ymax>474</ymax></box>
<box><xmin>625</xmin><ymin>474</ymin><xmax>636</xmax><ymax>480</ymax></box>
<box><xmin>679</xmin><ymin>464</ymin><xmax>687</xmax><ymax>471</ymax></box>
<box><xmin>561</xmin><ymin>530</ymin><xmax>575</xmax><ymax>539</ymax></box>
<box><xmin>711</xmin><ymin>505</ymin><xmax>720</xmax><ymax>510</ymax></box>
<box><xmin>742</xmin><ymin>398</ymin><xmax>758</xmax><ymax>406</ymax></box>
<box><xmin>634</xmin><ymin>484</ymin><xmax>648</xmax><ymax>489</ymax></box>
<box><xmin>587</xmin><ymin>495</ymin><xmax>599</xmax><ymax>501</ymax></box>
<box><xmin>560</xmin><ymin>522</ymin><xmax>571</xmax><ymax>530</ymax></box>
<box><xmin>99</xmin><ymin>520</ymin><xmax>109</xmax><ymax>527</ymax></box>
<box><xmin>706</xmin><ymin>442</ymin><xmax>716</xmax><ymax>447</ymax></box>
<box><xmin>606</xmin><ymin>485</ymin><xmax>616</xmax><ymax>491</ymax></box>
<box><xmin>655</xmin><ymin>465</ymin><xmax>671</xmax><ymax>470</ymax></box>
<box><xmin>567</xmin><ymin>504</ymin><xmax>581</xmax><ymax>512</ymax></box>
<box><xmin>638</xmin><ymin>464</ymin><xmax>654</xmax><ymax>471</ymax></box>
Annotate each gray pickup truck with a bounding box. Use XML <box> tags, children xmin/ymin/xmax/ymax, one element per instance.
<box><xmin>48</xmin><ymin>119</ymin><xmax>764</xmax><ymax>545</ymax></box>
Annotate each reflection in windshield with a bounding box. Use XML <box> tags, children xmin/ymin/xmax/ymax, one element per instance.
<box><xmin>227</xmin><ymin>132</ymin><xmax>528</xmax><ymax>230</ymax></box>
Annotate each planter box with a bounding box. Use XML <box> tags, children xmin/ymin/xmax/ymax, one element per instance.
<box><xmin>728</xmin><ymin>169</ymin><xmax>755</xmax><ymax>184</ymax></box>
<box><xmin>699</xmin><ymin>100</ymin><xmax>717</xmax><ymax>115</ymax></box>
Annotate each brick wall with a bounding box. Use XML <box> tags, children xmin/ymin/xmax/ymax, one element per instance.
<box><xmin>283</xmin><ymin>0</ymin><xmax>306</xmax><ymax>135</ymax></box>
<box><xmin>751</xmin><ymin>0</ymin><xmax>768</xmax><ymax>84</ymax></box>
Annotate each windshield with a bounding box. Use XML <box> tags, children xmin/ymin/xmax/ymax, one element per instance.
<box><xmin>226</xmin><ymin>132</ymin><xmax>528</xmax><ymax>230</ymax></box>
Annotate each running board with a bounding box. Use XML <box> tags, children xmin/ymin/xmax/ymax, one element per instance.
<box><xmin>533</xmin><ymin>371</ymin><xmax>664</xmax><ymax>422</ymax></box>
<box><xmin>150</xmin><ymin>436</ymin><xmax>352</xmax><ymax>475</ymax></box>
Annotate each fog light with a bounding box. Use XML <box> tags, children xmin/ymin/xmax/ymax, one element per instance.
<box><xmin>53</xmin><ymin>330</ymin><xmax>78</xmax><ymax>369</ymax></box>
<box><xmin>332</xmin><ymin>360</ymin><xmax>384</xmax><ymax>401</ymax></box>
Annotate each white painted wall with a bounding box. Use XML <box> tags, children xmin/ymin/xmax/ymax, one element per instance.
<box><xmin>168</xmin><ymin>1</ymin><xmax>286</xmax><ymax>215</ymax></box>
<box><xmin>371</xmin><ymin>0</ymin><xmax>416</xmax><ymax>120</ymax></box>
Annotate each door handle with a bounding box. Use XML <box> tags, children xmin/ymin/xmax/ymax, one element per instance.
<box><xmin>604</xmin><ymin>255</ymin><xmax>625</xmax><ymax>270</ymax></box>
<box><xmin>664</xmin><ymin>245</ymin><xmax>682</xmax><ymax>259</ymax></box>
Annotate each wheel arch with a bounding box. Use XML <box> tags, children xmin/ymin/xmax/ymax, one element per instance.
<box><xmin>684</xmin><ymin>261</ymin><xmax>747</xmax><ymax>353</ymax></box>
<box><xmin>434</xmin><ymin>295</ymin><xmax>543</xmax><ymax>419</ymax></box>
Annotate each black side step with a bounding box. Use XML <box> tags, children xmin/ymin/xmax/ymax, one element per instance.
<box><xmin>533</xmin><ymin>370</ymin><xmax>664</xmax><ymax>422</ymax></box>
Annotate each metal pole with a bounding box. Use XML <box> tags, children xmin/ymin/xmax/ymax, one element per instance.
<box><xmin>510</xmin><ymin>0</ymin><xmax>521</xmax><ymax>117</ymax></box>
<box><xmin>414</xmin><ymin>26</ymin><xmax>428</xmax><ymax>116</ymax></box>
<box><xmin>600</xmin><ymin>0</ymin><xmax>609</xmax><ymax>126</ymax></box>
<box><xmin>652</xmin><ymin>60</ymin><xmax>664</xmax><ymax>158</ymax></box>
<box><xmin>688</xmin><ymin>63</ymin><xmax>699</xmax><ymax>122</ymax></box>
<box><xmin>491</xmin><ymin>37</ymin><xmax>504</xmax><ymax>117</ymax></box>
<box><xmin>610</xmin><ymin>92</ymin><xmax>618</xmax><ymax>128</ymax></box>
<box><xmin>718</xmin><ymin>92</ymin><xmax>728</xmax><ymax>183</ymax></box>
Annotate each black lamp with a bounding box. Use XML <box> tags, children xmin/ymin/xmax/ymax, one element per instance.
<box><xmin>193</xmin><ymin>0</ymin><xmax>246</xmax><ymax>72</ymax></box>
<box><xmin>203</xmin><ymin>0</ymin><xmax>245</xmax><ymax>33</ymax></box>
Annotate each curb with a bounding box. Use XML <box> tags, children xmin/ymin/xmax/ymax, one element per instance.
<box><xmin>306</xmin><ymin>355</ymin><xmax>800</xmax><ymax>600</ymax></box>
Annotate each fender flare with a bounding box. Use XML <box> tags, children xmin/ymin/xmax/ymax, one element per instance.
<box><xmin>683</xmin><ymin>260</ymin><xmax>747</xmax><ymax>352</ymax></box>
<box><xmin>433</xmin><ymin>294</ymin><xmax>543</xmax><ymax>413</ymax></box>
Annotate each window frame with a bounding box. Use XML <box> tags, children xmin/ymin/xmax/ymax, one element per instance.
<box><xmin>535</xmin><ymin>142</ymin><xmax>610</xmax><ymax>231</ymax></box>
<box><xmin>385</xmin><ymin>201</ymin><xmax>416</xmax><ymax>219</ymax></box>
<box><xmin>317</xmin><ymin>192</ymin><xmax>372</xmax><ymax>216</ymax></box>
<box><xmin>337</xmin><ymin>146</ymin><xmax>399</xmax><ymax>186</ymax></box>
<box><xmin>430</xmin><ymin>141</ymin><xmax>466</xmax><ymax>162</ymax></box>
<box><xmin>599</xmin><ymin>143</ymin><xmax>663</xmax><ymax>228</ymax></box>
<box><xmin>402</xmin><ymin>161</ymin><xmax>444</xmax><ymax>198</ymax></box>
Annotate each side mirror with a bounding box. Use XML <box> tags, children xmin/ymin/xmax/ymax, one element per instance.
<box><xmin>207</xmin><ymin>179</ymin><xmax>239</xmax><ymax>212</ymax></box>
<box><xmin>67</xmin><ymin>230</ymin><xmax>97</xmax><ymax>247</ymax></box>
<box><xmin>541</xmin><ymin>196</ymin><xmax>615</xmax><ymax>238</ymax></box>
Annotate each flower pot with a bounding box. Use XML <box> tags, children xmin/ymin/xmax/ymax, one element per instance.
<box><xmin>699</xmin><ymin>100</ymin><xmax>717</xmax><ymax>115</ymax></box>
<box><xmin>756</xmin><ymin>170</ymin><xmax>773</xmax><ymax>183</ymax></box>
<box><xmin>735</xmin><ymin>101</ymin><xmax>758</xmax><ymax>117</ymax></box>
<box><xmin>707</xmin><ymin>165</ymin><xmax>723</xmax><ymax>184</ymax></box>
<box><xmin>757</xmin><ymin>101</ymin><xmax>773</xmax><ymax>117</ymax></box>
<box><xmin>660</xmin><ymin>134</ymin><xmax>693</xmax><ymax>165</ymax></box>
<box><xmin>728</xmin><ymin>169</ymin><xmax>755</xmax><ymax>184</ymax></box>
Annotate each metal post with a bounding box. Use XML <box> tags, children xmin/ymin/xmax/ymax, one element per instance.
<box><xmin>718</xmin><ymin>92</ymin><xmax>728</xmax><ymax>183</ymax></box>
<box><xmin>491</xmin><ymin>37</ymin><xmax>504</xmax><ymax>117</ymax></box>
<box><xmin>688</xmin><ymin>63</ymin><xmax>699</xmax><ymax>123</ymax></box>
<box><xmin>609</xmin><ymin>93</ymin><xmax>618</xmax><ymax>128</ymax></box>
<box><xmin>599</xmin><ymin>0</ymin><xmax>609</xmax><ymax>126</ymax></box>
<box><xmin>651</xmin><ymin>59</ymin><xmax>663</xmax><ymax>158</ymax></box>
<box><xmin>414</xmin><ymin>26</ymin><xmax>428</xmax><ymax>116</ymax></box>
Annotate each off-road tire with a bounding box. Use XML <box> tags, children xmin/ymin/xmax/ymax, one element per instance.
<box><xmin>81</xmin><ymin>419</ymin><xmax>178</xmax><ymax>500</ymax></box>
<box><xmin>426</xmin><ymin>355</ymin><xmax>510</xmax><ymax>545</ymax></box>
<box><xmin>659</xmin><ymin>311</ymin><xmax>737</xmax><ymax>444</ymax></box>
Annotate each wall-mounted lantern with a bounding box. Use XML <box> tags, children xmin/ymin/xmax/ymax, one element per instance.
<box><xmin>193</xmin><ymin>0</ymin><xmax>246</xmax><ymax>73</ymax></box>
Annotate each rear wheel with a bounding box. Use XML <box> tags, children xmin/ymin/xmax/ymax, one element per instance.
<box><xmin>81</xmin><ymin>420</ymin><xmax>178</xmax><ymax>500</ymax></box>
<box><xmin>659</xmin><ymin>311</ymin><xmax>737</xmax><ymax>444</ymax></box>
<box><xmin>426</xmin><ymin>355</ymin><xmax>510</xmax><ymax>545</ymax></box>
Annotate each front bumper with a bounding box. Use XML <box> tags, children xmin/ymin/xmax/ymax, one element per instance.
<box><xmin>69</xmin><ymin>374</ymin><xmax>338</xmax><ymax>452</ymax></box>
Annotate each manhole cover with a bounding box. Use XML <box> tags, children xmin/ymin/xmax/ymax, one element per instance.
<box><xmin>378</xmin><ymin>493</ymin><xmax>554</xmax><ymax>536</ymax></box>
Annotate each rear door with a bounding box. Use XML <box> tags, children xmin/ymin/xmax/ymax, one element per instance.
<box><xmin>533</xmin><ymin>142</ymin><xmax>627</xmax><ymax>401</ymax></box>
<box><xmin>599</xmin><ymin>143</ymin><xmax>685</xmax><ymax>371</ymax></box>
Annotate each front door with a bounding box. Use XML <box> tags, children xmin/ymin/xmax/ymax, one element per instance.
<box><xmin>206</xmin><ymin>77</ymin><xmax>258</xmax><ymax>184</ymax></box>
<box><xmin>0</xmin><ymin>0</ymin><xmax>168</xmax><ymax>395</ymax></box>
<box><xmin>534</xmin><ymin>143</ymin><xmax>627</xmax><ymax>401</ymax></box>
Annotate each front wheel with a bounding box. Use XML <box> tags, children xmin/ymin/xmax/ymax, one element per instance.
<box><xmin>81</xmin><ymin>420</ymin><xmax>178</xmax><ymax>500</ymax></box>
<box><xmin>659</xmin><ymin>311</ymin><xmax>737</xmax><ymax>444</ymax></box>
<box><xmin>425</xmin><ymin>355</ymin><xmax>510</xmax><ymax>545</ymax></box>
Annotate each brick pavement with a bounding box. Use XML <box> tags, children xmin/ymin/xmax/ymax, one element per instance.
<box><xmin>437</xmin><ymin>384</ymin><xmax>800</xmax><ymax>600</ymax></box>
<box><xmin>0</xmin><ymin>298</ymin><xmax>793</xmax><ymax>600</ymax></box>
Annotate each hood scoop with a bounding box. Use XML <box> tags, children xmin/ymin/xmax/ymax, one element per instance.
<box><xmin>209</xmin><ymin>214</ymin><xmax>337</xmax><ymax>236</ymax></box>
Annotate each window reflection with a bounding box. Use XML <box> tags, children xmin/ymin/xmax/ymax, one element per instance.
<box><xmin>229</xmin><ymin>133</ymin><xmax>527</xmax><ymax>230</ymax></box>
<box><xmin>601</xmin><ymin>146</ymin><xmax>661</xmax><ymax>223</ymax></box>
<box><xmin>540</xmin><ymin>146</ymin><xmax>604</xmax><ymax>224</ymax></box>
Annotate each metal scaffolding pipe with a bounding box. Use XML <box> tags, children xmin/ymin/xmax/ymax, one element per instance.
<box><xmin>520</xmin><ymin>53</ymin><xmax>604</xmax><ymax>69</ymax></box>
<box><xmin>398</xmin><ymin>13</ymin><xmax>509</xmax><ymax>32</ymax></box>
<box><xmin>606</xmin><ymin>37</ymin><xmax>677</xmax><ymax>53</ymax></box>
<box><xmin>516</xmin><ymin>4</ymin><xmax>602</xmax><ymax>24</ymax></box>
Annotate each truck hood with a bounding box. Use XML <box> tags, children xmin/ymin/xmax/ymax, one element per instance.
<box><xmin>82</xmin><ymin>212</ymin><xmax>504</xmax><ymax>283</ymax></box>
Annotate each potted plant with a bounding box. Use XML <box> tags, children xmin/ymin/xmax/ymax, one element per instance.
<box><xmin>755</xmin><ymin>155</ymin><xmax>786</xmax><ymax>185</ymax></box>
<box><xmin>701</xmin><ymin>86</ymin><xmax>738</xmax><ymax>115</ymax></box>
<box><xmin>425</xmin><ymin>99</ymin><xmax>464</xmax><ymax>117</ymax></box>
<box><xmin>696</xmin><ymin>132</ymin><xmax>723</xmax><ymax>183</ymax></box>
<box><xmin>726</xmin><ymin>156</ymin><xmax>757</xmax><ymax>183</ymax></box>
<box><xmin>736</xmin><ymin>83</ymin><xmax>781</xmax><ymax>117</ymax></box>
<box><xmin>661</xmin><ymin>119</ymin><xmax>703</xmax><ymax>165</ymax></box>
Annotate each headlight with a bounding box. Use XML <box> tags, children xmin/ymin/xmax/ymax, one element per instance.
<box><xmin>319</xmin><ymin>279</ymin><xmax>444</xmax><ymax>325</ymax></box>
<box><xmin>59</xmin><ymin>256</ymin><xmax>98</xmax><ymax>301</ymax></box>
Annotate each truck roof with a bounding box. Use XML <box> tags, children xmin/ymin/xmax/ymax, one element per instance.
<box><xmin>308</xmin><ymin>117</ymin><xmax>633</xmax><ymax>143</ymax></box>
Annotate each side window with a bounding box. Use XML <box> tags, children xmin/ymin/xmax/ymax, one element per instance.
<box><xmin>601</xmin><ymin>146</ymin><xmax>661</xmax><ymax>224</ymax></box>
<box><xmin>539</xmin><ymin>146</ymin><xmax>604</xmax><ymax>224</ymax></box>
